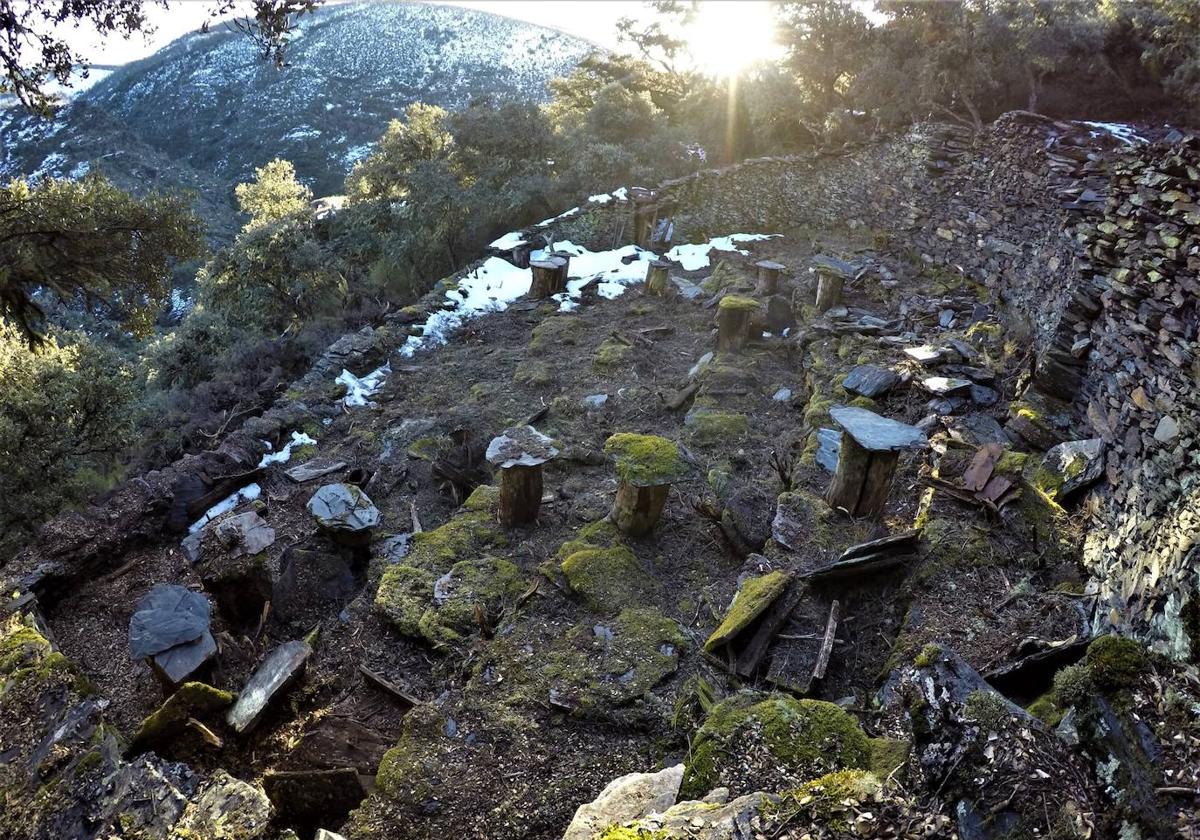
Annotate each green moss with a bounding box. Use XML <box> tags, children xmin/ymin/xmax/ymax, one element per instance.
<box><xmin>597</xmin><ymin>827</ymin><xmax>669</xmax><ymax>840</ymax></box>
<box><xmin>802</xmin><ymin>395</ymin><xmax>834</xmax><ymax>428</ymax></box>
<box><xmin>718</xmin><ymin>294</ymin><xmax>761</xmax><ymax>312</ymax></box>
<box><xmin>995</xmin><ymin>450</ymin><xmax>1030</xmax><ymax>474</ymax></box>
<box><xmin>700</xmin><ymin>260</ymin><xmax>739</xmax><ymax>294</ymax></box>
<box><xmin>376</xmin><ymin>564</ymin><xmax>436</xmax><ymax>637</ymax></box>
<box><xmin>768</xmin><ymin>770</ymin><xmax>881</xmax><ymax>828</ymax></box>
<box><xmin>555</xmin><ymin>518</ymin><xmax>623</xmax><ymax>563</ymax></box>
<box><xmin>868</xmin><ymin>737</ymin><xmax>909</xmax><ymax>780</ymax></box>
<box><xmin>463</xmin><ymin>484</ymin><xmax>501</xmax><ymax>512</ymax></box>
<box><xmin>530</xmin><ymin>316</ymin><xmax>583</xmax><ymax>352</ymax></box>
<box><xmin>1051</xmin><ymin>663</ymin><xmax>1093</xmax><ymax>709</ymax></box>
<box><xmin>603</xmin><ymin>433</ymin><xmax>688</xmax><ymax>486</ymax></box>
<box><xmin>964</xmin><ymin>689</ymin><xmax>1011</xmax><ymax>731</ymax></box>
<box><xmin>561</xmin><ymin>546</ymin><xmax>652</xmax><ymax>613</ymax></box>
<box><xmin>0</xmin><ymin>623</ymin><xmax>52</xmax><ymax>674</ymax></box>
<box><xmin>848</xmin><ymin>395</ymin><xmax>877</xmax><ymax>410</ymax></box>
<box><xmin>681</xmin><ymin>693</ymin><xmax>871</xmax><ymax>798</ymax></box>
<box><xmin>594</xmin><ymin>338</ymin><xmax>633</xmax><ymax>369</ymax></box>
<box><xmin>704</xmin><ymin>571</ymin><xmax>791</xmax><ymax>652</ymax></box>
<box><xmin>513</xmin><ymin>359</ymin><xmax>554</xmax><ymax>386</ymax></box>
<box><xmin>129</xmin><ymin>682</ymin><xmax>234</xmax><ymax>752</ymax></box>
<box><xmin>407</xmin><ymin>436</ymin><xmax>449</xmax><ymax>461</ymax></box>
<box><xmin>417</xmin><ymin>556</ymin><xmax>525</xmax><ymax>647</ymax></box>
<box><xmin>686</xmin><ymin>410</ymin><xmax>749</xmax><ymax>446</ymax></box>
<box><xmin>1027</xmin><ymin>693</ymin><xmax>1064</xmax><ymax>728</ymax></box>
<box><xmin>774</xmin><ymin>489</ymin><xmax>869</xmax><ymax>554</ymax></box>
<box><xmin>1085</xmin><ymin>635</ymin><xmax>1148</xmax><ymax>692</ymax></box>
<box><xmin>914</xmin><ymin>642</ymin><xmax>942</xmax><ymax>668</ymax></box>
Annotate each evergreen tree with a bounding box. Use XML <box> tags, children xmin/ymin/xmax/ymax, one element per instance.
<box><xmin>235</xmin><ymin>158</ymin><xmax>313</xmax><ymax>230</ymax></box>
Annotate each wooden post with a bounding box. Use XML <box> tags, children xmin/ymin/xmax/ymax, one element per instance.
<box><xmin>755</xmin><ymin>260</ymin><xmax>785</xmax><ymax>295</ymax></box>
<box><xmin>498</xmin><ymin>464</ymin><xmax>543</xmax><ymax>528</ymax></box>
<box><xmin>825</xmin><ymin>406</ymin><xmax>928</xmax><ymax>519</ymax></box>
<box><xmin>716</xmin><ymin>296</ymin><xmax>760</xmax><ymax>352</ymax></box>
<box><xmin>645</xmin><ymin>258</ymin><xmax>672</xmax><ymax>297</ymax></box>
<box><xmin>529</xmin><ymin>257</ymin><xmax>567</xmax><ymax>299</ymax></box>
<box><xmin>815</xmin><ymin>270</ymin><xmax>844</xmax><ymax>313</ymax></box>
<box><xmin>612</xmin><ymin>481</ymin><xmax>669</xmax><ymax>536</ymax></box>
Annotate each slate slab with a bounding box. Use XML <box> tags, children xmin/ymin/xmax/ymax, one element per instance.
<box><xmin>214</xmin><ymin>512</ymin><xmax>275</xmax><ymax>559</ymax></box>
<box><xmin>152</xmin><ymin>632</ymin><xmax>218</xmax><ymax>687</ymax></box>
<box><xmin>227</xmin><ymin>640</ymin><xmax>312</xmax><ymax>734</ymax></box>
<box><xmin>307</xmin><ymin>483</ymin><xmax>380</xmax><ymax>533</ymax></box>
<box><xmin>921</xmin><ymin>376</ymin><xmax>972</xmax><ymax>397</ymax></box>
<box><xmin>829</xmin><ymin>406</ymin><xmax>929</xmax><ymax>453</ymax></box>
<box><xmin>903</xmin><ymin>345</ymin><xmax>945</xmax><ymax>366</ymax></box>
<box><xmin>815</xmin><ymin>427</ymin><xmax>841</xmax><ymax>472</ymax></box>
<box><xmin>842</xmin><ymin>365</ymin><xmax>900</xmax><ymax>398</ymax></box>
<box><xmin>285</xmin><ymin>460</ymin><xmax>347</xmax><ymax>483</ymax></box>
<box><xmin>129</xmin><ymin>585</ymin><xmax>211</xmax><ymax>659</ymax></box>
<box><xmin>1043</xmin><ymin>438</ymin><xmax>1104</xmax><ymax>497</ymax></box>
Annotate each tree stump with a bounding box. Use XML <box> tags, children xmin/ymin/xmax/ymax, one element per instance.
<box><xmin>826</xmin><ymin>406</ymin><xmax>928</xmax><ymax>518</ymax></box>
<box><xmin>716</xmin><ymin>295</ymin><xmax>761</xmax><ymax>352</ymax></box>
<box><xmin>755</xmin><ymin>260</ymin><xmax>785</xmax><ymax>295</ymax></box>
<box><xmin>814</xmin><ymin>271</ymin><xmax>844</xmax><ymax>312</ymax></box>
<box><xmin>604</xmin><ymin>433</ymin><xmax>693</xmax><ymax>536</ymax></box>
<box><xmin>612</xmin><ymin>482</ymin><xmax>669</xmax><ymax>536</ymax></box>
<box><xmin>486</xmin><ymin>426</ymin><xmax>559</xmax><ymax>527</ymax></box>
<box><xmin>645</xmin><ymin>258</ymin><xmax>672</xmax><ymax>297</ymax></box>
<box><xmin>529</xmin><ymin>257</ymin><xmax>567</xmax><ymax>299</ymax></box>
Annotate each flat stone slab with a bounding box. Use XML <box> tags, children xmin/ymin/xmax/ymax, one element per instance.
<box><xmin>307</xmin><ymin>483</ymin><xmax>380</xmax><ymax>532</ymax></box>
<box><xmin>129</xmin><ymin>585</ymin><xmax>211</xmax><ymax>659</ymax></box>
<box><xmin>921</xmin><ymin>376</ymin><xmax>973</xmax><ymax>396</ymax></box>
<box><xmin>811</xmin><ymin>254</ymin><xmax>859</xmax><ymax>278</ymax></box>
<box><xmin>948</xmin><ymin>414</ymin><xmax>1010</xmax><ymax>447</ymax></box>
<box><xmin>843</xmin><ymin>365</ymin><xmax>901</xmax><ymax>398</ymax></box>
<box><xmin>152</xmin><ymin>632</ymin><xmax>217</xmax><ymax>687</ymax></box>
<box><xmin>214</xmin><ymin>511</ymin><xmax>275</xmax><ymax>559</ymax></box>
<box><xmin>1043</xmin><ymin>438</ymin><xmax>1104</xmax><ymax>497</ymax></box>
<box><xmin>815</xmin><ymin>428</ymin><xmax>841</xmax><ymax>472</ymax></box>
<box><xmin>285</xmin><ymin>460</ymin><xmax>347</xmax><ymax>483</ymax></box>
<box><xmin>830</xmin><ymin>406</ymin><xmax>929</xmax><ymax>453</ymax></box>
<box><xmin>226</xmin><ymin>640</ymin><xmax>312</xmax><ymax>734</ymax></box>
<box><xmin>903</xmin><ymin>345</ymin><xmax>946</xmax><ymax>366</ymax></box>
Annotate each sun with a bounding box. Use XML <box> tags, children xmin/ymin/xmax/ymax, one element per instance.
<box><xmin>684</xmin><ymin>1</ymin><xmax>779</xmax><ymax>79</ymax></box>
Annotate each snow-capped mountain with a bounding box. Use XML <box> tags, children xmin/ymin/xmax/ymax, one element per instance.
<box><xmin>0</xmin><ymin>1</ymin><xmax>593</xmax><ymax>242</ymax></box>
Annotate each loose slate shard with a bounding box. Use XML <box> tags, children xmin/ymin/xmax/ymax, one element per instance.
<box><xmin>1042</xmin><ymin>438</ymin><xmax>1104</xmax><ymax>497</ymax></box>
<box><xmin>921</xmin><ymin>376</ymin><xmax>973</xmax><ymax>396</ymax></box>
<box><xmin>129</xmin><ymin>585</ymin><xmax>211</xmax><ymax>659</ymax></box>
<box><xmin>811</xmin><ymin>254</ymin><xmax>860</xmax><ymax>278</ymax></box>
<box><xmin>815</xmin><ymin>428</ymin><xmax>841</xmax><ymax>473</ymax></box>
<box><xmin>485</xmin><ymin>424</ymin><xmax>559</xmax><ymax>468</ymax></box>
<box><xmin>226</xmin><ymin>640</ymin><xmax>313</xmax><ymax>734</ymax></box>
<box><xmin>285</xmin><ymin>460</ymin><xmax>347</xmax><ymax>483</ymax></box>
<box><xmin>842</xmin><ymin>364</ymin><xmax>901</xmax><ymax>398</ymax></box>
<box><xmin>307</xmin><ymin>483</ymin><xmax>380</xmax><ymax>533</ymax></box>
<box><xmin>829</xmin><ymin>406</ymin><xmax>929</xmax><ymax>453</ymax></box>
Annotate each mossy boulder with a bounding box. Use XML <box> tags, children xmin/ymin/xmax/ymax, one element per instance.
<box><xmin>562</xmin><ymin>545</ymin><xmax>653</xmax><ymax>613</ymax></box>
<box><xmin>681</xmin><ymin>692</ymin><xmax>871</xmax><ymax>798</ymax></box>
<box><xmin>1084</xmin><ymin>634</ymin><xmax>1148</xmax><ymax>692</ymax></box>
<box><xmin>766</xmin><ymin>769</ymin><xmax>881</xmax><ymax>830</ymax></box>
<box><xmin>530</xmin><ymin>316</ymin><xmax>582</xmax><ymax>352</ymax></box>
<box><xmin>704</xmin><ymin>571</ymin><xmax>791</xmax><ymax>653</ymax></box>
<box><xmin>594</xmin><ymin>338</ymin><xmax>633</xmax><ymax>370</ymax></box>
<box><xmin>513</xmin><ymin>359</ymin><xmax>555</xmax><ymax>386</ymax></box>
<box><xmin>684</xmin><ymin>409</ymin><xmax>749</xmax><ymax>446</ymax></box>
<box><xmin>603</xmin><ymin>433</ymin><xmax>690</xmax><ymax>487</ymax></box>
<box><xmin>128</xmin><ymin>682</ymin><xmax>234</xmax><ymax>755</ymax></box>
<box><xmin>718</xmin><ymin>294</ymin><xmax>761</xmax><ymax>313</ymax></box>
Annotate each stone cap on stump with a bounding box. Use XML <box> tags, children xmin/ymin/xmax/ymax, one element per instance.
<box><xmin>603</xmin><ymin>433</ymin><xmax>692</xmax><ymax>487</ymax></box>
<box><xmin>811</xmin><ymin>255</ymin><xmax>861</xmax><ymax>278</ymax></box>
<box><xmin>486</xmin><ymin>425</ymin><xmax>559</xmax><ymax>469</ymax></box>
<box><xmin>829</xmin><ymin>406</ymin><xmax>929</xmax><ymax>453</ymax></box>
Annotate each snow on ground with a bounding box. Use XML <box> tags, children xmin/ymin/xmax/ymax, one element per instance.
<box><xmin>188</xmin><ymin>483</ymin><xmax>262</xmax><ymax>534</ymax></box>
<box><xmin>338</xmin><ymin>364</ymin><xmax>391</xmax><ymax>407</ymax></box>
<box><xmin>489</xmin><ymin>231</ymin><xmax>528</xmax><ymax>250</ymax></box>
<box><xmin>258</xmin><ymin>431</ymin><xmax>318</xmax><ymax>468</ymax></box>
<box><xmin>666</xmin><ymin>234</ymin><xmax>778</xmax><ymax>271</ymax></box>
<box><xmin>1080</xmin><ymin>121</ymin><xmax>1147</xmax><ymax>145</ymax></box>
<box><xmin>530</xmin><ymin>240</ymin><xmax>655</xmax><ymax>310</ymax></box>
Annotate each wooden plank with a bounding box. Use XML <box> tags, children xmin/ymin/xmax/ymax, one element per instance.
<box><xmin>359</xmin><ymin>664</ymin><xmax>422</xmax><ymax>707</ymax></box>
<box><xmin>963</xmin><ymin>442</ymin><xmax>1003</xmax><ymax>492</ymax></box>
<box><xmin>734</xmin><ymin>580</ymin><xmax>809</xmax><ymax>678</ymax></box>
<box><xmin>837</xmin><ymin>530</ymin><xmax>920</xmax><ymax>563</ymax></box>
<box><xmin>812</xmin><ymin>600</ymin><xmax>841</xmax><ymax>682</ymax></box>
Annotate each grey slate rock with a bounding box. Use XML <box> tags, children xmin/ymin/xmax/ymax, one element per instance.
<box><xmin>921</xmin><ymin>376</ymin><xmax>973</xmax><ymax>397</ymax></box>
<box><xmin>948</xmin><ymin>414</ymin><xmax>1010</xmax><ymax>447</ymax></box>
<box><xmin>128</xmin><ymin>585</ymin><xmax>211</xmax><ymax>659</ymax></box>
<box><xmin>829</xmin><ymin>406</ymin><xmax>929</xmax><ymax>452</ymax></box>
<box><xmin>1042</xmin><ymin>438</ymin><xmax>1104</xmax><ymax>497</ymax></box>
<box><xmin>226</xmin><ymin>640</ymin><xmax>312</xmax><ymax>734</ymax></box>
<box><xmin>285</xmin><ymin>459</ymin><xmax>347</xmax><ymax>483</ymax></box>
<box><xmin>843</xmin><ymin>364</ymin><xmax>900</xmax><ymax>398</ymax></box>
<box><xmin>970</xmin><ymin>384</ymin><xmax>1000</xmax><ymax>406</ymax></box>
<box><xmin>214</xmin><ymin>511</ymin><xmax>275</xmax><ymax>559</ymax></box>
<box><xmin>815</xmin><ymin>428</ymin><xmax>841</xmax><ymax>472</ymax></box>
<box><xmin>150</xmin><ymin>632</ymin><xmax>218</xmax><ymax>688</ymax></box>
<box><xmin>307</xmin><ymin>483</ymin><xmax>380</xmax><ymax>533</ymax></box>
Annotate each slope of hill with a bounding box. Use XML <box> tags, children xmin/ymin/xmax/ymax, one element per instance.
<box><xmin>0</xmin><ymin>1</ymin><xmax>593</xmax><ymax>242</ymax></box>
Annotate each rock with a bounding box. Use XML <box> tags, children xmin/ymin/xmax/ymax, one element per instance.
<box><xmin>561</xmin><ymin>763</ymin><xmax>684</xmax><ymax>840</ymax></box>
<box><xmin>842</xmin><ymin>365</ymin><xmax>900</xmax><ymax>398</ymax></box>
<box><xmin>128</xmin><ymin>682</ymin><xmax>234</xmax><ymax>756</ymax></box>
<box><xmin>1041</xmin><ymin>438</ymin><xmax>1104</xmax><ymax>498</ymax></box>
<box><xmin>315</xmin><ymin>831</ymin><xmax>348</xmax><ymax>840</ymax></box>
<box><xmin>969</xmin><ymin>384</ymin><xmax>999</xmax><ymax>406</ymax></box>
<box><xmin>173</xmin><ymin>770</ymin><xmax>273</xmax><ymax>840</ymax></box>
<box><xmin>772</xmin><ymin>387</ymin><xmax>792</xmax><ymax>402</ymax></box>
<box><xmin>226</xmin><ymin>640</ymin><xmax>313</xmax><ymax>734</ymax></box>
<box><xmin>635</xmin><ymin>792</ymin><xmax>769</xmax><ymax>840</ymax></box>
<box><xmin>938</xmin><ymin>308</ymin><xmax>954</xmax><ymax>328</ymax></box>
<box><xmin>581</xmin><ymin>393</ymin><xmax>609</xmax><ymax>411</ymax></box>
<box><xmin>285</xmin><ymin>459</ymin><xmax>347</xmax><ymax>483</ymax></box>
<box><xmin>815</xmin><ymin>428</ymin><xmax>841</xmax><ymax>472</ymax></box>
<box><xmin>948</xmin><ymin>414</ymin><xmax>1010</xmax><ymax>447</ymax></box>
<box><xmin>213</xmin><ymin>511</ymin><xmax>275</xmax><ymax>558</ymax></box>
<box><xmin>721</xmin><ymin>485</ymin><xmax>775</xmax><ymax>553</ymax></box>
<box><xmin>903</xmin><ymin>345</ymin><xmax>945</xmax><ymax>366</ymax></box>
<box><xmin>128</xmin><ymin>584</ymin><xmax>217</xmax><ymax>688</ymax></box>
<box><xmin>1153</xmin><ymin>415</ymin><xmax>1179</xmax><ymax>443</ymax></box>
<box><xmin>307</xmin><ymin>483</ymin><xmax>380</xmax><ymax>542</ymax></box>
<box><xmin>920</xmin><ymin>376</ymin><xmax>972</xmax><ymax>396</ymax></box>
<box><xmin>829</xmin><ymin>406</ymin><xmax>928</xmax><ymax>452</ymax></box>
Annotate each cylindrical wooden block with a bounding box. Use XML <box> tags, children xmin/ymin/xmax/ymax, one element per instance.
<box><xmin>499</xmin><ymin>465</ymin><xmax>543</xmax><ymax>527</ymax></box>
<box><xmin>755</xmin><ymin>260</ymin><xmax>784</xmax><ymax>295</ymax></box>
<box><xmin>612</xmin><ymin>481</ymin><xmax>669</xmax><ymax>535</ymax></box>
<box><xmin>717</xmin><ymin>306</ymin><xmax>753</xmax><ymax>351</ymax></box>
<box><xmin>815</xmin><ymin>271</ymin><xmax>844</xmax><ymax>312</ymax></box>
<box><xmin>529</xmin><ymin>257</ymin><xmax>567</xmax><ymax>299</ymax></box>
<box><xmin>646</xmin><ymin>259</ymin><xmax>671</xmax><ymax>296</ymax></box>
<box><xmin>826</xmin><ymin>433</ymin><xmax>899</xmax><ymax>518</ymax></box>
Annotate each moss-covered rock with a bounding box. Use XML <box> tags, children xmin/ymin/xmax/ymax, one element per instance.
<box><xmin>603</xmin><ymin>433</ymin><xmax>690</xmax><ymax>486</ymax></box>
<box><xmin>561</xmin><ymin>545</ymin><xmax>653</xmax><ymax>613</ymax></box>
<box><xmin>513</xmin><ymin>359</ymin><xmax>555</xmax><ymax>386</ymax></box>
<box><xmin>868</xmin><ymin>737</ymin><xmax>910</xmax><ymax>780</ymax></box>
<box><xmin>718</xmin><ymin>294</ymin><xmax>761</xmax><ymax>313</ymax></box>
<box><xmin>681</xmin><ymin>692</ymin><xmax>871</xmax><ymax>798</ymax></box>
<box><xmin>594</xmin><ymin>338</ymin><xmax>633</xmax><ymax>370</ymax></box>
<box><xmin>128</xmin><ymin>682</ymin><xmax>234</xmax><ymax>755</ymax></box>
<box><xmin>684</xmin><ymin>409</ymin><xmax>749</xmax><ymax>446</ymax></box>
<box><xmin>530</xmin><ymin>316</ymin><xmax>582</xmax><ymax>352</ymax></box>
<box><xmin>704</xmin><ymin>571</ymin><xmax>791</xmax><ymax>653</ymax></box>
<box><xmin>1084</xmin><ymin>634</ymin><xmax>1149</xmax><ymax>692</ymax></box>
<box><xmin>766</xmin><ymin>769</ymin><xmax>881</xmax><ymax>830</ymax></box>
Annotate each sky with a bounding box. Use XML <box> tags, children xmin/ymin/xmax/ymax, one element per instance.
<box><xmin>71</xmin><ymin>0</ymin><xmax>650</xmax><ymax>67</ymax></box>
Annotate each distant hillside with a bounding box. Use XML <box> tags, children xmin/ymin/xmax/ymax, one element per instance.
<box><xmin>0</xmin><ymin>1</ymin><xmax>593</xmax><ymax>243</ymax></box>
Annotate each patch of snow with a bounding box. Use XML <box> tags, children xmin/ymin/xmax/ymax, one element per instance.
<box><xmin>399</xmin><ymin>257</ymin><xmax>531</xmax><ymax>356</ymax></box>
<box><xmin>489</xmin><ymin>231</ymin><xmax>527</xmax><ymax>250</ymax></box>
<box><xmin>258</xmin><ymin>430</ymin><xmax>318</xmax><ymax>468</ymax></box>
<box><xmin>535</xmin><ymin>206</ymin><xmax>579</xmax><ymax>228</ymax></box>
<box><xmin>666</xmin><ymin>233</ymin><xmax>778</xmax><ymax>271</ymax></box>
<box><xmin>188</xmin><ymin>483</ymin><xmax>262</xmax><ymax>534</ymax></box>
<box><xmin>531</xmin><ymin>240</ymin><xmax>654</xmax><ymax>309</ymax></box>
<box><xmin>68</xmin><ymin>161</ymin><xmax>90</xmax><ymax>180</ymax></box>
<box><xmin>1080</xmin><ymin>121</ymin><xmax>1146</xmax><ymax>145</ymax></box>
<box><xmin>338</xmin><ymin>364</ymin><xmax>390</xmax><ymax>407</ymax></box>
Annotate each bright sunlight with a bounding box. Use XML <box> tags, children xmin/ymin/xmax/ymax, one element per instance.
<box><xmin>684</xmin><ymin>0</ymin><xmax>780</xmax><ymax>78</ymax></box>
